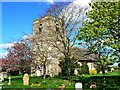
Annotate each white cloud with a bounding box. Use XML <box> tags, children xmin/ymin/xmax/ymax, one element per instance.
<box><xmin>0</xmin><ymin>43</ymin><xmax>14</xmax><ymax>48</ymax></box>
<box><xmin>73</xmin><ymin>0</ymin><xmax>91</xmax><ymax>7</ymax></box>
<box><xmin>0</xmin><ymin>43</ymin><xmax>14</xmax><ymax>58</ymax></box>
<box><xmin>0</xmin><ymin>52</ymin><xmax>8</xmax><ymax>58</ymax></box>
<box><xmin>47</xmin><ymin>0</ymin><xmax>54</xmax><ymax>4</ymax></box>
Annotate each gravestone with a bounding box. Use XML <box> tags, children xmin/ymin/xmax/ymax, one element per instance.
<box><xmin>0</xmin><ymin>72</ymin><xmax>7</xmax><ymax>81</ymax></box>
<box><xmin>75</xmin><ymin>82</ymin><xmax>82</xmax><ymax>90</ymax></box>
<box><xmin>23</xmin><ymin>73</ymin><xmax>29</xmax><ymax>86</ymax></box>
<box><xmin>111</xmin><ymin>68</ymin><xmax>114</xmax><ymax>72</ymax></box>
<box><xmin>105</xmin><ymin>70</ymin><xmax>108</xmax><ymax>73</ymax></box>
<box><xmin>3</xmin><ymin>72</ymin><xmax>7</xmax><ymax>79</ymax></box>
<box><xmin>0</xmin><ymin>73</ymin><xmax>4</xmax><ymax>81</ymax></box>
<box><xmin>74</xmin><ymin>69</ymin><xmax>78</xmax><ymax>75</ymax></box>
<box><xmin>8</xmin><ymin>77</ymin><xmax>11</xmax><ymax>85</ymax></box>
<box><xmin>36</xmin><ymin>70</ymin><xmax>41</xmax><ymax>76</ymax></box>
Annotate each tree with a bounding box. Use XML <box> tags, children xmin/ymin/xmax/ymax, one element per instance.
<box><xmin>6</xmin><ymin>39</ymin><xmax>32</xmax><ymax>75</ymax></box>
<box><xmin>118</xmin><ymin>63</ymin><xmax>120</xmax><ymax>69</ymax></box>
<box><xmin>32</xmin><ymin>35</ymin><xmax>53</xmax><ymax>79</ymax></box>
<box><xmin>32</xmin><ymin>16</ymin><xmax>63</xmax><ymax>79</ymax></box>
<box><xmin>78</xmin><ymin>2</ymin><xmax>119</xmax><ymax>74</ymax></box>
<box><xmin>45</xmin><ymin>2</ymin><xmax>88</xmax><ymax>77</ymax></box>
<box><xmin>78</xmin><ymin>62</ymin><xmax>89</xmax><ymax>75</ymax></box>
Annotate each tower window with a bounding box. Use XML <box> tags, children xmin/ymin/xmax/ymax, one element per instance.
<box><xmin>56</xmin><ymin>23</ymin><xmax>59</xmax><ymax>32</ymax></box>
<box><xmin>39</xmin><ymin>24</ymin><xmax>42</xmax><ymax>32</ymax></box>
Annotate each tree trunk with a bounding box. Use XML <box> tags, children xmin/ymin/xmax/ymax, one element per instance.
<box><xmin>43</xmin><ymin>64</ymin><xmax>46</xmax><ymax>79</ymax></box>
<box><xmin>101</xmin><ymin>65</ymin><xmax>105</xmax><ymax>75</ymax></box>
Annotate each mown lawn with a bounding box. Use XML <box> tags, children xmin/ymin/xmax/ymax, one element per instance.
<box><xmin>2</xmin><ymin>70</ymin><xmax>120</xmax><ymax>89</ymax></box>
<box><xmin>3</xmin><ymin>76</ymin><xmax>75</xmax><ymax>89</ymax></box>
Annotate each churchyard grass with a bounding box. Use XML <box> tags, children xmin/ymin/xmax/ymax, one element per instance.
<box><xmin>3</xmin><ymin>76</ymin><xmax>75</xmax><ymax>89</ymax></box>
<box><xmin>2</xmin><ymin>70</ymin><xmax>120</xmax><ymax>89</ymax></box>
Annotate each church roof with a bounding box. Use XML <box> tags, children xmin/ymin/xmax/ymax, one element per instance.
<box><xmin>70</xmin><ymin>47</ymin><xmax>98</xmax><ymax>62</ymax></box>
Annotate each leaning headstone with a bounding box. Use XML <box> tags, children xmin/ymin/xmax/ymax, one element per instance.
<box><xmin>75</xmin><ymin>82</ymin><xmax>82</xmax><ymax>90</ymax></box>
<box><xmin>23</xmin><ymin>73</ymin><xmax>29</xmax><ymax>86</ymax></box>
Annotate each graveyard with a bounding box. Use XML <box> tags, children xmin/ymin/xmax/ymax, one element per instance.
<box><xmin>1</xmin><ymin>1</ymin><xmax>120</xmax><ymax>90</ymax></box>
<box><xmin>0</xmin><ymin>70</ymin><xmax>119</xmax><ymax>89</ymax></box>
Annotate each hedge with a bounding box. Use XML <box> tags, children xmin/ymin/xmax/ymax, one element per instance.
<box><xmin>72</xmin><ymin>76</ymin><xmax>120</xmax><ymax>89</ymax></box>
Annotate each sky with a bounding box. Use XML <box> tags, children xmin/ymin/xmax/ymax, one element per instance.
<box><xmin>1</xmin><ymin>0</ymin><xmax>92</xmax><ymax>58</ymax></box>
<box><xmin>0</xmin><ymin>0</ymin><xmax>118</xmax><ymax>66</ymax></box>
<box><xmin>1</xmin><ymin>2</ymin><xmax>52</xmax><ymax>57</ymax></box>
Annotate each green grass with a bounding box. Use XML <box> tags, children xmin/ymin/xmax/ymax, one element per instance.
<box><xmin>83</xmin><ymin>70</ymin><xmax>120</xmax><ymax>77</ymax></box>
<box><xmin>105</xmin><ymin>70</ymin><xmax>120</xmax><ymax>76</ymax></box>
<box><xmin>3</xmin><ymin>77</ymin><xmax>75</xmax><ymax>89</ymax></box>
<box><xmin>2</xmin><ymin>70</ymin><xmax>120</xmax><ymax>89</ymax></box>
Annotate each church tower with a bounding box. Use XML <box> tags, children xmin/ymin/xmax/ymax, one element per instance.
<box><xmin>32</xmin><ymin>14</ymin><xmax>62</xmax><ymax>77</ymax></box>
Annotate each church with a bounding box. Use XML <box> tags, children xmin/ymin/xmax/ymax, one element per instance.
<box><xmin>32</xmin><ymin>14</ymin><xmax>63</xmax><ymax>77</ymax></box>
<box><xmin>31</xmin><ymin>14</ymin><xmax>97</xmax><ymax>77</ymax></box>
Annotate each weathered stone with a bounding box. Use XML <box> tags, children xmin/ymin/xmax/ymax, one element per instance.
<box><xmin>23</xmin><ymin>73</ymin><xmax>29</xmax><ymax>86</ymax></box>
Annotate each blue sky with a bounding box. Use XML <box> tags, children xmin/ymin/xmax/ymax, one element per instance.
<box><xmin>1</xmin><ymin>2</ymin><xmax>52</xmax><ymax>57</ymax></box>
<box><xmin>1</xmin><ymin>0</ymin><xmax>91</xmax><ymax>57</ymax></box>
<box><xmin>0</xmin><ymin>0</ymin><xmax>98</xmax><ymax>58</ymax></box>
<box><xmin>2</xmin><ymin>2</ymin><xmax>50</xmax><ymax>43</ymax></box>
<box><xmin>1</xmin><ymin>0</ymin><xmax>118</xmax><ymax>66</ymax></box>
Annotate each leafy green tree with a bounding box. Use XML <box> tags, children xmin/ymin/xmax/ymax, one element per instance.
<box><xmin>78</xmin><ymin>2</ymin><xmax>119</xmax><ymax>74</ymax></box>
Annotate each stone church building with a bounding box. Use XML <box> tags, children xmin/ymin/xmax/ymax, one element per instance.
<box><xmin>32</xmin><ymin>14</ymin><xmax>97</xmax><ymax>77</ymax></box>
<box><xmin>32</xmin><ymin>14</ymin><xmax>63</xmax><ymax>77</ymax></box>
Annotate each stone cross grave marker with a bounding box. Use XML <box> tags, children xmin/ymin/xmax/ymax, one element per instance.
<box><xmin>23</xmin><ymin>73</ymin><xmax>29</xmax><ymax>86</ymax></box>
<box><xmin>8</xmin><ymin>76</ymin><xmax>11</xmax><ymax>85</ymax></box>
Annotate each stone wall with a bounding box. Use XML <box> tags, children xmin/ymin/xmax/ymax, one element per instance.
<box><xmin>32</xmin><ymin>14</ymin><xmax>62</xmax><ymax>77</ymax></box>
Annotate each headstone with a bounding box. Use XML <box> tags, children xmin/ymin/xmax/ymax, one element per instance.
<box><xmin>36</xmin><ymin>70</ymin><xmax>41</xmax><ymax>76</ymax></box>
<box><xmin>105</xmin><ymin>70</ymin><xmax>108</xmax><ymax>73</ymax></box>
<box><xmin>0</xmin><ymin>73</ymin><xmax>4</xmax><ymax>81</ymax></box>
<box><xmin>8</xmin><ymin>76</ymin><xmax>11</xmax><ymax>85</ymax></box>
<box><xmin>74</xmin><ymin>69</ymin><xmax>78</xmax><ymax>75</ymax></box>
<box><xmin>3</xmin><ymin>72</ymin><xmax>7</xmax><ymax>79</ymax></box>
<box><xmin>111</xmin><ymin>68</ymin><xmax>114</xmax><ymax>72</ymax></box>
<box><xmin>75</xmin><ymin>82</ymin><xmax>82</xmax><ymax>90</ymax></box>
<box><xmin>23</xmin><ymin>73</ymin><xmax>29</xmax><ymax>86</ymax></box>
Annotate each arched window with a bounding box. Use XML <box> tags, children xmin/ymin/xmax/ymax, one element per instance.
<box><xmin>39</xmin><ymin>24</ymin><xmax>42</xmax><ymax>32</ymax></box>
<box><xmin>56</xmin><ymin>23</ymin><xmax>59</xmax><ymax>32</ymax></box>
